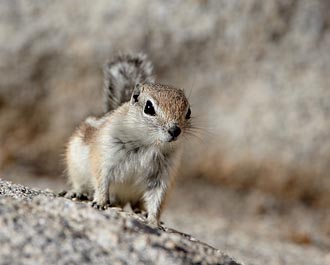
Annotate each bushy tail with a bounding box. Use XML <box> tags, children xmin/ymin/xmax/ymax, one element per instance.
<box><xmin>103</xmin><ymin>53</ymin><xmax>155</xmax><ymax>112</ymax></box>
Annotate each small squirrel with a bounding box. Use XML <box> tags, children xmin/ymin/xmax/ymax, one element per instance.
<box><xmin>63</xmin><ymin>53</ymin><xmax>192</xmax><ymax>226</ymax></box>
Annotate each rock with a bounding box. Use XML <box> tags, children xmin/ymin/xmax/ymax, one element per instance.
<box><xmin>0</xmin><ymin>179</ymin><xmax>241</xmax><ymax>265</ymax></box>
<box><xmin>1</xmin><ymin>0</ymin><xmax>330</xmax><ymax>205</ymax></box>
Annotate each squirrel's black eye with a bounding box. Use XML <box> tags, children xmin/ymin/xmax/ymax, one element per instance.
<box><xmin>144</xmin><ymin>100</ymin><xmax>156</xmax><ymax>116</ymax></box>
<box><xmin>185</xmin><ymin>108</ymin><xmax>191</xmax><ymax>119</ymax></box>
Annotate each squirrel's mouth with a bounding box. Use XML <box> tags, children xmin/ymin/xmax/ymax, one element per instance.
<box><xmin>164</xmin><ymin>134</ymin><xmax>181</xmax><ymax>143</ymax></box>
<box><xmin>156</xmin><ymin>135</ymin><xmax>179</xmax><ymax>144</ymax></box>
<box><xmin>167</xmin><ymin>136</ymin><xmax>179</xmax><ymax>142</ymax></box>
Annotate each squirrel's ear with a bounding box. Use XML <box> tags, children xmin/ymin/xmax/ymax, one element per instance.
<box><xmin>131</xmin><ymin>83</ymin><xmax>141</xmax><ymax>103</ymax></box>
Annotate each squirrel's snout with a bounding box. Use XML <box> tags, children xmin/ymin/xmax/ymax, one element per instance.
<box><xmin>168</xmin><ymin>125</ymin><xmax>181</xmax><ymax>139</ymax></box>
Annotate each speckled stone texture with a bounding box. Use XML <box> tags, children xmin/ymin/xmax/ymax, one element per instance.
<box><xmin>0</xmin><ymin>179</ymin><xmax>241</xmax><ymax>265</ymax></box>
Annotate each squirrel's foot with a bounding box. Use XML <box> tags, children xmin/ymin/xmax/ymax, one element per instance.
<box><xmin>147</xmin><ymin>216</ymin><xmax>160</xmax><ymax>228</ymax></box>
<box><xmin>61</xmin><ymin>190</ymin><xmax>91</xmax><ymax>201</ymax></box>
<box><xmin>91</xmin><ymin>200</ymin><xmax>110</xmax><ymax>210</ymax></box>
<box><xmin>58</xmin><ymin>190</ymin><xmax>67</xmax><ymax>197</ymax></box>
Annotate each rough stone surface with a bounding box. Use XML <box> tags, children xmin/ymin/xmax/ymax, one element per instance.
<box><xmin>0</xmin><ymin>179</ymin><xmax>241</xmax><ymax>265</ymax></box>
<box><xmin>1</xmin><ymin>0</ymin><xmax>330</xmax><ymax>204</ymax></box>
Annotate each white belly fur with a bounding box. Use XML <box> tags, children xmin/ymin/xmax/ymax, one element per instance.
<box><xmin>110</xmin><ymin>181</ymin><xmax>145</xmax><ymax>205</ymax></box>
<box><xmin>106</xmin><ymin>146</ymin><xmax>166</xmax><ymax>206</ymax></box>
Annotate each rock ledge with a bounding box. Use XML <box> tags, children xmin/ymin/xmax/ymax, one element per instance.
<box><xmin>0</xmin><ymin>179</ymin><xmax>241</xmax><ymax>265</ymax></box>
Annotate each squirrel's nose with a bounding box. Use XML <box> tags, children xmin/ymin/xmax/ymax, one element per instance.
<box><xmin>168</xmin><ymin>125</ymin><xmax>181</xmax><ymax>138</ymax></box>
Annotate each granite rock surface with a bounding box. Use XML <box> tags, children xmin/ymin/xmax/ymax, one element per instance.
<box><xmin>0</xmin><ymin>179</ymin><xmax>241</xmax><ymax>265</ymax></box>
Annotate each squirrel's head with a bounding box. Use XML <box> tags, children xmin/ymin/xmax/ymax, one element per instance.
<box><xmin>128</xmin><ymin>83</ymin><xmax>191</xmax><ymax>146</ymax></box>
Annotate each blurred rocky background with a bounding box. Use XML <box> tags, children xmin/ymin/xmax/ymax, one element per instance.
<box><xmin>1</xmin><ymin>1</ymin><xmax>330</xmax><ymax>264</ymax></box>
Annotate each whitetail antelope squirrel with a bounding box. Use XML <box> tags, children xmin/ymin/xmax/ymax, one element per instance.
<box><xmin>63</xmin><ymin>54</ymin><xmax>192</xmax><ymax>226</ymax></box>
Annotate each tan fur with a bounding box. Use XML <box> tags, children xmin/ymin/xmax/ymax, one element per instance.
<box><xmin>80</xmin><ymin>123</ymin><xmax>97</xmax><ymax>144</ymax></box>
<box><xmin>65</xmin><ymin>83</ymin><xmax>191</xmax><ymax>226</ymax></box>
<box><xmin>142</xmin><ymin>84</ymin><xmax>189</xmax><ymax>121</ymax></box>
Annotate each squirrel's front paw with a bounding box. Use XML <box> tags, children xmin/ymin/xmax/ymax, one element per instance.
<box><xmin>147</xmin><ymin>216</ymin><xmax>160</xmax><ymax>228</ymax></box>
<box><xmin>91</xmin><ymin>200</ymin><xmax>110</xmax><ymax>210</ymax></box>
<box><xmin>60</xmin><ymin>190</ymin><xmax>91</xmax><ymax>201</ymax></box>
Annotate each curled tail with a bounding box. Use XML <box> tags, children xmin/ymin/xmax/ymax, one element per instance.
<box><xmin>103</xmin><ymin>53</ymin><xmax>155</xmax><ymax>112</ymax></box>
